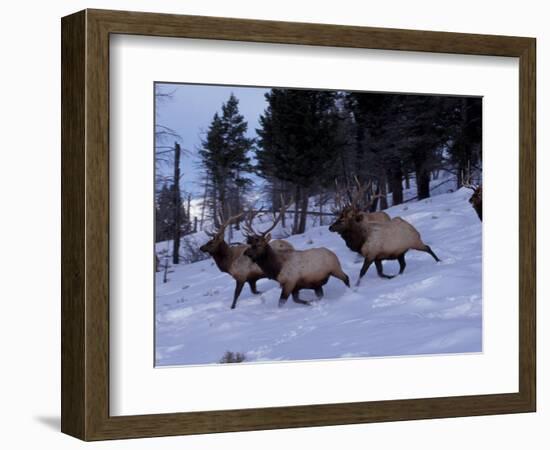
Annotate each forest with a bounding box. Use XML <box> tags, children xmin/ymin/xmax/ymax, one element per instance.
<box><xmin>155</xmin><ymin>87</ymin><xmax>482</xmax><ymax>265</ymax></box>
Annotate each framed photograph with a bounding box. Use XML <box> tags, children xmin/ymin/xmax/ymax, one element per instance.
<box><xmin>61</xmin><ymin>9</ymin><xmax>536</xmax><ymax>441</ymax></box>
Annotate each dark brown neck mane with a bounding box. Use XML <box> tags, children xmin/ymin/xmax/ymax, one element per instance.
<box><xmin>211</xmin><ymin>240</ymin><xmax>233</xmax><ymax>273</ymax></box>
<box><xmin>338</xmin><ymin>223</ymin><xmax>366</xmax><ymax>254</ymax></box>
<box><xmin>252</xmin><ymin>244</ymin><xmax>283</xmax><ymax>280</ymax></box>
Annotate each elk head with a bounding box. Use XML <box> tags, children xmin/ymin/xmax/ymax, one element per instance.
<box><xmin>462</xmin><ymin>171</ymin><xmax>482</xmax><ymax>221</ymax></box>
<box><xmin>199</xmin><ymin>212</ymin><xmax>244</xmax><ymax>254</ymax></box>
<box><xmin>329</xmin><ymin>205</ymin><xmax>358</xmax><ymax>233</ymax></box>
<box><xmin>243</xmin><ymin>199</ymin><xmax>289</xmax><ymax>261</ymax></box>
<box><xmin>329</xmin><ymin>177</ymin><xmax>379</xmax><ymax>233</ymax></box>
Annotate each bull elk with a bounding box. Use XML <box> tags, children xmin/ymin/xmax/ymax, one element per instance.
<box><xmin>243</xmin><ymin>203</ymin><xmax>350</xmax><ymax>307</ymax></box>
<box><xmin>199</xmin><ymin>212</ymin><xmax>293</xmax><ymax>309</ymax></box>
<box><xmin>329</xmin><ymin>180</ymin><xmax>440</xmax><ymax>285</ymax></box>
<box><xmin>329</xmin><ymin>178</ymin><xmax>393</xmax><ymax>279</ymax></box>
<box><xmin>462</xmin><ymin>174</ymin><xmax>482</xmax><ymax>221</ymax></box>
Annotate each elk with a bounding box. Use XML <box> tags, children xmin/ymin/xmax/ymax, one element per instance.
<box><xmin>468</xmin><ymin>185</ymin><xmax>482</xmax><ymax>220</ymax></box>
<box><xmin>329</xmin><ymin>180</ymin><xmax>440</xmax><ymax>285</ymax></box>
<box><xmin>199</xmin><ymin>212</ymin><xmax>293</xmax><ymax>309</ymax></box>
<box><xmin>329</xmin><ymin>178</ymin><xmax>393</xmax><ymax>279</ymax></box>
<box><xmin>462</xmin><ymin>175</ymin><xmax>482</xmax><ymax>221</ymax></box>
<box><xmin>243</xmin><ymin>204</ymin><xmax>350</xmax><ymax>307</ymax></box>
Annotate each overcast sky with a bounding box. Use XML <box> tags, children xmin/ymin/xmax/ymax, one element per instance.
<box><xmin>155</xmin><ymin>83</ymin><xmax>269</xmax><ymax>197</ymax></box>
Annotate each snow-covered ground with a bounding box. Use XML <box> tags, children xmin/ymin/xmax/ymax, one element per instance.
<box><xmin>155</xmin><ymin>187</ymin><xmax>482</xmax><ymax>366</ymax></box>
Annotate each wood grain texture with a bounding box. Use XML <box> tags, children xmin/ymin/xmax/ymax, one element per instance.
<box><xmin>518</xmin><ymin>39</ymin><xmax>536</xmax><ymax>410</ymax></box>
<box><xmin>61</xmin><ymin>8</ymin><xmax>536</xmax><ymax>441</ymax></box>
<box><xmin>61</xmin><ymin>10</ymin><xmax>86</xmax><ymax>439</ymax></box>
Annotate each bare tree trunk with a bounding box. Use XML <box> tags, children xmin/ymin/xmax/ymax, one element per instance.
<box><xmin>292</xmin><ymin>185</ymin><xmax>300</xmax><ymax>234</ymax></box>
<box><xmin>212</xmin><ymin>182</ymin><xmax>219</xmax><ymax>229</ymax></box>
<box><xmin>318</xmin><ymin>191</ymin><xmax>323</xmax><ymax>226</ymax></box>
<box><xmin>389</xmin><ymin>165</ymin><xmax>404</xmax><ymax>206</ymax></box>
<box><xmin>415</xmin><ymin>165</ymin><xmax>431</xmax><ymax>200</ymax></box>
<box><xmin>369</xmin><ymin>184</ymin><xmax>380</xmax><ymax>212</ymax></box>
<box><xmin>163</xmin><ymin>257</ymin><xmax>169</xmax><ymax>283</ymax></box>
<box><xmin>412</xmin><ymin>147</ymin><xmax>431</xmax><ymax>200</ymax></box>
<box><xmin>172</xmin><ymin>142</ymin><xmax>181</xmax><ymax>264</ymax></box>
<box><xmin>297</xmin><ymin>187</ymin><xmax>309</xmax><ymax>234</ymax></box>
<box><xmin>234</xmin><ymin>171</ymin><xmax>241</xmax><ymax>230</ymax></box>
<box><xmin>280</xmin><ymin>189</ymin><xmax>287</xmax><ymax>229</ymax></box>
<box><xmin>379</xmin><ymin>175</ymin><xmax>388</xmax><ymax>210</ymax></box>
<box><xmin>405</xmin><ymin>171</ymin><xmax>410</xmax><ymax>189</ymax></box>
<box><xmin>200</xmin><ymin>178</ymin><xmax>208</xmax><ymax>230</ymax></box>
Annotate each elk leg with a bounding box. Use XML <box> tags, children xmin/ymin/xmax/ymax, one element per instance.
<box><xmin>314</xmin><ymin>286</ymin><xmax>324</xmax><ymax>300</ymax></box>
<box><xmin>398</xmin><ymin>253</ymin><xmax>407</xmax><ymax>274</ymax></box>
<box><xmin>230</xmin><ymin>281</ymin><xmax>245</xmax><ymax>309</ymax></box>
<box><xmin>357</xmin><ymin>258</ymin><xmax>374</xmax><ymax>286</ymax></box>
<box><xmin>248</xmin><ymin>279</ymin><xmax>261</xmax><ymax>295</ymax></box>
<box><xmin>292</xmin><ymin>289</ymin><xmax>311</xmax><ymax>306</ymax></box>
<box><xmin>421</xmin><ymin>245</ymin><xmax>441</xmax><ymax>262</ymax></box>
<box><xmin>375</xmin><ymin>260</ymin><xmax>395</xmax><ymax>279</ymax></box>
<box><xmin>279</xmin><ymin>287</ymin><xmax>291</xmax><ymax>308</ymax></box>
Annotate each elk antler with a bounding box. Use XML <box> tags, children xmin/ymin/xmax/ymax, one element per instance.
<box><xmin>350</xmin><ymin>176</ymin><xmax>380</xmax><ymax>210</ymax></box>
<box><xmin>244</xmin><ymin>196</ymin><xmax>292</xmax><ymax>238</ymax></box>
<box><xmin>351</xmin><ymin>176</ymin><xmax>386</xmax><ymax>211</ymax></box>
<box><xmin>208</xmin><ymin>210</ymin><xmax>244</xmax><ymax>239</ymax></box>
<box><xmin>461</xmin><ymin>161</ymin><xmax>479</xmax><ymax>191</ymax></box>
<box><xmin>242</xmin><ymin>206</ymin><xmax>265</xmax><ymax>237</ymax></box>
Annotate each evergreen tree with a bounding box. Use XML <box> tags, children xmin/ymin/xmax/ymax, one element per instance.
<box><xmin>345</xmin><ymin>92</ymin><xmax>461</xmax><ymax>203</ymax></box>
<box><xmin>155</xmin><ymin>183</ymin><xmax>189</xmax><ymax>243</ymax></box>
<box><xmin>256</xmin><ymin>89</ymin><xmax>342</xmax><ymax>233</ymax></box>
<box><xmin>445</xmin><ymin>97</ymin><xmax>482</xmax><ymax>189</ymax></box>
<box><xmin>199</xmin><ymin>94</ymin><xmax>254</xmax><ymax>229</ymax></box>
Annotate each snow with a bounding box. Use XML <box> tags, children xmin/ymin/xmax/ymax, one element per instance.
<box><xmin>155</xmin><ymin>187</ymin><xmax>482</xmax><ymax>366</ymax></box>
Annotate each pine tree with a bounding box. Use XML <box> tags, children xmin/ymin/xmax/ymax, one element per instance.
<box><xmin>155</xmin><ymin>183</ymin><xmax>189</xmax><ymax>243</ymax></box>
<box><xmin>446</xmin><ymin>97</ymin><xmax>482</xmax><ymax>189</ymax></box>
<box><xmin>256</xmin><ymin>89</ymin><xmax>342</xmax><ymax>234</ymax></box>
<box><xmin>199</xmin><ymin>94</ymin><xmax>254</xmax><ymax>228</ymax></box>
<box><xmin>155</xmin><ymin>184</ymin><xmax>173</xmax><ymax>242</ymax></box>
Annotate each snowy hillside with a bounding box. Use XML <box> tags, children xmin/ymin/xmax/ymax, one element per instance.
<box><xmin>155</xmin><ymin>187</ymin><xmax>482</xmax><ymax>366</ymax></box>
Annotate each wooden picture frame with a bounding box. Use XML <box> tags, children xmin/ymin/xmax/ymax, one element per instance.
<box><xmin>61</xmin><ymin>9</ymin><xmax>536</xmax><ymax>441</ymax></box>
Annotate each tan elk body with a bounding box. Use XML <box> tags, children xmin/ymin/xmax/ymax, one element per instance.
<box><xmin>243</xmin><ymin>203</ymin><xmax>350</xmax><ymax>307</ymax></box>
<box><xmin>352</xmin><ymin>214</ymin><xmax>441</xmax><ymax>285</ymax></box>
<box><xmin>362</xmin><ymin>211</ymin><xmax>391</xmax><ymax>223</ymax></box>
<box><xmin>359</xmin><ymin>216</ymin><xmax>431</xmax><ymax>260</ymax></box>
<box><xmin>329</xmin><ymin>179</ymin><xmax>439</xmax><ymax>285</ymax></box>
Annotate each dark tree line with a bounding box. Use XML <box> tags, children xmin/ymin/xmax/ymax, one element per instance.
<box><xmin>255</xmin><ymin>89</ymin><xmax>343</xmax><ymax>234</ymax></box>
<box><xmin>159</xmin><ymin>87</ymin><xmax>482</xmax><ymax>254</ymax></box>
<box><xmin>253</xmin><ymin>89</ymin><xmax>481</xmax><ymax>223</ymax></box>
